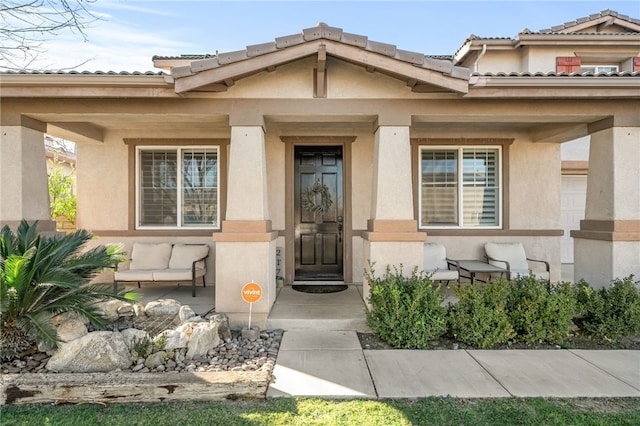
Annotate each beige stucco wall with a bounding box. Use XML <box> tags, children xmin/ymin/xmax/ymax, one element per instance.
<box><xmin>508</xmin><ymin>138</ymin><xmax>561</xmax><ymax>228</ymax></box>
<box><xmin>0</xmin><ymin>126</ymin><xmax>51</xmax><ymax>224</ymax></box>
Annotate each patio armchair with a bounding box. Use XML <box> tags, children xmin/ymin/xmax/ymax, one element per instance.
<box><xmin>484</xmin><ymin>242</ymin><xmax>550</xmax><ymax>283</ymax></box>
<box><xmin>423</xmin><ymin>243</ymin><xmax>459</xmax><ymax>285</ymax></box>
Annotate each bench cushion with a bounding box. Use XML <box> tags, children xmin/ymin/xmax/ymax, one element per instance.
<box><xmin>114</xmin><ymin>270</ymin><xmax>154</xmax><ymax>282</ymax></box>
<box><xmin>169</xmin><ymin>244</ymin><xmax>209</xmax><ymax>269</ymax></box>
<box><xmin>153</xmin><ymin>268</ymin><xmax>205</xmax><ymax>281</ymax></box>
<box><xmin>130</xmin><ymin>243</ymin><xmax>172</xmax><ymax>270</ymax></box>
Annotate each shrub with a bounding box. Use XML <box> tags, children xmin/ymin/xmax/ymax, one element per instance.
<box><xmin>578</xmin><ymin>276</ymin><xmax>640</xmax><ymax>342</ymax></box>
<box><xmin>448</xmin><ymin>279</ymin><xmax>515</xmax><ymax>348</ymax></box>
<box><xmin>506</xmin><ymin>276</ymin><xmax>577</xmax><ymax>345</ymax></box>
<box><xmin>0</xmin><ymin>220</ymin><xmax>131</xmax><ymax>359</ymax></box>
<box><xmin>366</xmin><ymin>264</ymin><xmax>447</xmax><ymax>348</ymax></box>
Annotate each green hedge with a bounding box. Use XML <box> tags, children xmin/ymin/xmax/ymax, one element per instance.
<box><xmin>448</xmin><ymin>279</ymin><xmax>515</xmax><ymax>348</ymax></box>
<box><xmin>365</xmin><ymin>265</ymin><xmax>447</xmax><ymax>348</ymax></box>
<box><xmin>576</xmin><ymin>276</ymin><xmax>640</xmax><ymax>341</ymax></box>
<box><xmin>366</xmin><ymin>265</ymin><xmax>640</xmax><ymax>349</ymax></box>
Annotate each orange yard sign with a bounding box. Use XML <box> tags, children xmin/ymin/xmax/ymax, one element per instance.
<box><xmin>241</xmin><ymin>282</ymin><xmax>262</xmax><ymax>303</ymax></box>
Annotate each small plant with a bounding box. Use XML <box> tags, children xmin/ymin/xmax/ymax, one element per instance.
<box><xmin>131</xmin><ymin>336</ymin><xmax>154</xmax><ymax>360</ymax></box>
<box><xmin>365</xmin><ymin>264</ymin><xmax>447</xmax><ymax>349</ymax></box>
<box><xmin>448</xmin><ymin>279</ymin><xmax>515</xmax><ymax>348</ymax></box>
<box><xmin>578</xmin><ymin>275</ymin><xmax>640</xmax><ymax>342</ymax></box>
<box><xmin>506</xmin><ymin>276</ymin><xmax>577</xmax><ymax>345</ymax></box>
<box><xmin>0</xmin><ymin>220</ymin><xmax>132</xmax><ymax>359</ymax></box>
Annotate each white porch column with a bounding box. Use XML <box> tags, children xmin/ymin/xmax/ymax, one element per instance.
<box><xmin>212</xmin><ymin>123</ymin><xmax>277</xmax><ymax>328</ymax></box>
<box><xmin>0</xmin><ymin>119</ymin><xmax>56</xmax><ymax>233</ymax></box>
<box><xmin>363</xmin><ymin>119</ymin><xmax>426</xmax><ymax>303</ymax></box>
<box><xmin>572</xmin><ymin>125</ymin><xmax>640</xmax><ymax>288</ymax></box>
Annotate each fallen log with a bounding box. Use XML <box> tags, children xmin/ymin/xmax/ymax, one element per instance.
<box><xmin>1</xmin><ymin>370</ymin><xmax>270</xmax><ymax>405</ymax></box>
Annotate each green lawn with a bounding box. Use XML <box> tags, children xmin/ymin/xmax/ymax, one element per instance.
<box><xmin>2</xmin><ymin>397</ymin><xmax>639</xmax><ymax>426</ymax></box>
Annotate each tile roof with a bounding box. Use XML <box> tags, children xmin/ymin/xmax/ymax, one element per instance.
<box><xmin>2</xmin><ymin>70</ymin><xmax>166</xmax><ymax>75</ymax></box>
<box><xmin>474</xmin><ymin>71</ymin><xmax>640</xmax><ymax>77</ymax></box>
<box><xmin>171</xmin><ymin>22</ymin><xmax>470</xmax><ymax>82</ymax></box>
<box><xmin>536</xmin><ymin>9</ymin><xmax>640</xmax><ymax>33</ymax></box>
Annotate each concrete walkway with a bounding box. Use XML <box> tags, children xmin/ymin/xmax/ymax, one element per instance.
<box><xmin>267</xmin><ymin>330</ymin><xmax>640</xmax><ymax>399</ymax></box>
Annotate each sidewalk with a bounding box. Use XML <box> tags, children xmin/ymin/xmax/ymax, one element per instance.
<box><xmin>267</xmin><ymin>330</ymin><xmax>640</xmax><ymax>399</ymax></box>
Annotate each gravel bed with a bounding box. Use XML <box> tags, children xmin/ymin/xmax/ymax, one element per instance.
<box><xmin>1</xmin><ymin>329</ymin><xmax>283</xmax><ymax>375</ymax></box>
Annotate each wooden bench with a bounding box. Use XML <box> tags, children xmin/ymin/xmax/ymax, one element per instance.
<box><xmin>114</xmin><ymin>243</ymin><xmax>209</xmax><ymax>297</ymax></box>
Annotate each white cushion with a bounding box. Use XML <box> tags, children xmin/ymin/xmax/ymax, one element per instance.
<box><xmin>153</xmin><ymin>268</ymin><xmax>205</xmax><ymax>281</ymax></box>
<box><xmin>484</xmin><ymin>242</ymin><xmax>530</xmax><ymax>272</ymax></box>
<box><xmin>424</xmin><ymin>243</ymin><xmax>449</xmax><ymax>271</ymax></box>
<box><xmin>430</xmin><ymin>270</ymin><xmax>459</xmax><ymax>281</ymax></box>
<box><xmin>169</xmin><ymin>244</ymin><xmax>209</xmax><ymax>269</ymax></box>
<box><xmin>129</xmin><ymin>243</ymin><xmax>172</xmax><ymax>270</ymax></box>
<box><xmin>114</xmin><ymin>270</ymin><xmax>154</xmax><ymax>282</ymax></box>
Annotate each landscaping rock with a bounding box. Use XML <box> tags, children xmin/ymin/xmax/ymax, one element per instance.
<box><xmin>121</xmin><ymin>328</ymin><xmax>150</xmax><ymax>350</ymax></box>
<box><xmin>145</xmin><ymin>299</ymin><xmax>182</xmax><ymax>317</ymax></box>
<box><xmin>46</xmin><ymin>331</ymin><xmax>131</xmax><ymax>373</ymax></box>
<box><xmin>186</xmin><ymin>322</ymin><xmax>221</xmax><ymax>359</ymax></box>
<box><xmin>56</xmin><ymin>317</ymin><xmax>88</xmax><ymax>343</ymax></box>
<box><xmin>94</xmin><ymin>300</ymin><xmax>135</xmax><ymax>322</ymax></box>
<box><xmin>179</xmin><ymin>305</ymin><xmax>197</xmax><ymax>322</ymax></box>
<box><xmin>210</xmin><ymin>313</ymin><xmax>232</xmax><ymax>341</ymax></box>
<box><xmin>144</xmin><ymin>351</ymin><xmax>168</xmax><ymax>369</ymax></box>
<box><xmin>156</xmin><ymin>329</ymin><xmax>188</xmax><ymax>350</ymax></box>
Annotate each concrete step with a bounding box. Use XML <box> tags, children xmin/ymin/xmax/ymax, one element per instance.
<box><xmin>266</xmin><ymin>285</ymin><xmax>370</xmax><ymax>332</ymax></box>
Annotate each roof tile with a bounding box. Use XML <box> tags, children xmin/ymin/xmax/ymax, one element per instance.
<box><xmin>365</xmin><ymin>40</ymin><xmax>396</xmax><ymax>57</ymax></box>
<box><xmin>246</xmin><ymin>42</ymin><xmax>277</xmax><ymax>57</ymax></box>
<box><xmin>217</xmin><ymin>49</ymin><xmax>248</xmax><ymax>65</ymax></box>
<box><xmin>275</xmin><ymin>33</ymin><xmax>306</xmax><ymax>49</ymax></box>
<box><xmin>395</xmin><ymin>49</ymin><xmax>424</xmax><ymax>65</ymax></box>
<box><xmin>340</xmin><ymin>31</ymin><xmax>368</xmax><ymax>48</ymax></box>
<box><xmin>190</xmin><ymin>57</ymin><xmax>220</xmax><ymax>73</ymax></box>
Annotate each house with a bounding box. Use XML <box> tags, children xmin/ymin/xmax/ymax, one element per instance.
<box><xmin>1</xmin><ymin>10</ymin><xmax>638</xmax><ymax>327</ymax></box>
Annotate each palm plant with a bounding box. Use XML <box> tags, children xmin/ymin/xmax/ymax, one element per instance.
<box><xmin>0</xmin><ymin>220</ymin><xmax>131</xmax><ymax>359</ymax></box>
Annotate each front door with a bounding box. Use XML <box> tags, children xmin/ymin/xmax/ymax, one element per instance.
<box><xmin>294</xmin><ymin>146</ymin><xmax>344</xmax><ymax>281</ymax></box>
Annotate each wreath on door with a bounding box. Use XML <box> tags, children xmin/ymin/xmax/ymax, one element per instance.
<box><xmin>301</xmin><ymin>181</ymin><xmax>333</xmax><ymax>214</ymax></box>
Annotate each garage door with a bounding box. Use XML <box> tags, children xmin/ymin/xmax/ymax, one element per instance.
<box><xmin>561</xmin><ymin>175</ymin><xmax>587</xmax><ymax>263</ymax></box>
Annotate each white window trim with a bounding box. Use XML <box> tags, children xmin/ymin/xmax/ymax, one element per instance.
<box><xmin>135</xmin><ymin>145</ymin><xmax>220</xmax><ymax>230</ymax></box>
<box><xmin>418</xmin><ymin>145</ymin><xmax>503</xmax><ymax>230</ymax></box>
<box><xmin>580</xmin><ymin>64</ymin><xmax>620</xmax><ymax>73</ymax></box>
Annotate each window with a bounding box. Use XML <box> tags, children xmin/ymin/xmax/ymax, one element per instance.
<box><xmin>137</xmin><ymin>146</ymin><xmax>219</xmax><ymax>229</ymax></box>
<box><xmin>580</xmin><ymin>65</ymin><xmax>619</xmax><ymax>73</ymax></box>
<box><xmin>419</xmin><ymin>146</ymin><xmax>501</xmax><ymax>229</ymax></box>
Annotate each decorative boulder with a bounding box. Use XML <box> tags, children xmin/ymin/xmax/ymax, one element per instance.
<box><xmin>155</xmin><ymin>329</ymin><xmax>188</xmax><ymax>350</ymax></box>
<box><xmin>93</xmin><ymin>300</ymin><xmax>135</xmax><ymax>322</ymax></box>
<box><xmin>186</xmin><ymin>322</ymin><xmax>221</xmax><ymax>359</ymax></box>
<box><xmin>46</xmin><ymin>331</ymin><xmax>131</xmax><ymax>373</ymax></box>
<box><xmin>145</xmin><ymin>299</ymin><xmax>182</xmax><ymax>317</ymax></box>
<box><xmin>56</xmin><ymin>317</ymin><xmax>88</xmax><ymax>343</ymax></box>
<box><xmin>144</xmin><ymin>351</ymin><xmax>168</xmax><ymax>369</ymax></box>
<box><xmin>121</xmin><ymin>328</ymin><xmax>150</xmax><ymax>351</ymax></box>
<box><xmin>179</xmin><ymin>305</ymin><xmax>198</xmax><ymax>322</ymax></box>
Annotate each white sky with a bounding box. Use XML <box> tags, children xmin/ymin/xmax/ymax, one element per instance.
<box><xmin>18</xmin><ymin>0</ymin><xmax>640</xmax><ymax>72</ymax></box>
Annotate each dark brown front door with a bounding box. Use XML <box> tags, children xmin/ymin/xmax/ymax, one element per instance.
<box><xmin>294</xmin><ymin>146</ymin><xmax>343</xmax><ymax>281</ymax></box>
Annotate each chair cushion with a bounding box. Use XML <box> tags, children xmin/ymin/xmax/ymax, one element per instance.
<box><xmin>484</xmin><ymin>242</ymin><xmax>529</xmax><ymax>271</ymax></box>
<box><xmin>129</xmin><ymin>243</ymin><xmax>172</xmax><ymax>270</ymax></box>
<box><xmin>169</xmin><ymin>244</ymin><xmax>209</xmax><ymax>269</ymax></box>
<box><xmin>424</xmin><ymin>243</ymin><xmax>449</xmax><ymax>271</ymax></box>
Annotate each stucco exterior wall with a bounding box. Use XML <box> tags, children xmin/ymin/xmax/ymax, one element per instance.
<box><xmin>508</xmin><ymin>138</ymin><xmax>561</xmax><ymax>229</ymax></box>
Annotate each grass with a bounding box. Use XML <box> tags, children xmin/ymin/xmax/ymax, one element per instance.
<box><xmin>2</xmin><ymin>397</ymin><xmax>640</xmax><ymax>425</ymax></box>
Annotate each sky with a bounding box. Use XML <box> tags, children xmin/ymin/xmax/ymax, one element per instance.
<box><xmin>19</xmin><ymin>0</ymin><xmax>640</xmax><ymax>72</ymax></box>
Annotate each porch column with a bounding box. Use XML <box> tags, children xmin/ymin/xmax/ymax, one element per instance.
<box><xmin>363</xmin><ymin>118</ymin><xmax>426</xmax><ymax>303</ymax></box>
<box><xmin>572</xmin><ymin>124</ymin><xmax>640</xmax><ymax>288</ymax></box>
<box><xmin>0</xmin><ymin>119</ymin><xmax>56</xmax><ymax>233</ymax></box>
<box><xmin>212</xmin><ymin>121</ymin><xmax>278</xmax><ymax>328</ymax></box>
